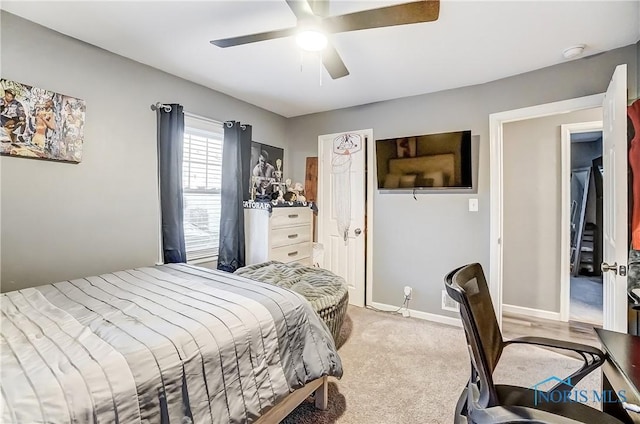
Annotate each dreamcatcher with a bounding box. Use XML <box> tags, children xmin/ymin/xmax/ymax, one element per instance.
<box><xmin>332</xmin><ymin>133</ymin><xmax>362</xmax><ymax>243</ymax></box>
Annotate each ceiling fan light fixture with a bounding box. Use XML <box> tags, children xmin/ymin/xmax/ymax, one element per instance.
<box><xmin>296</xmin><ymin>30</ymin><xmax>327</xmax><ymax>52</ymax></box>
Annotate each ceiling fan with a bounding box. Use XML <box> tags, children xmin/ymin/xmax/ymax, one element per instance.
<box><xmin>210</xmin><ymin>0</ymin><xmax>440</xmax><ymax>80</ymax></box>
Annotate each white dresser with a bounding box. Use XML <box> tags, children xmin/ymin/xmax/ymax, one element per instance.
<box><xmin>244</xmin><ymin>206</ymin><xmax>313</xmax><ymax>266</ymax></box>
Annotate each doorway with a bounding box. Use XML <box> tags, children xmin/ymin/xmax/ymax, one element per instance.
<box><xmin>565</xmin><ymin>123</ymin><xmax>604</xmax><ymax>326</ymax></box>
<box><xmin>490</xmin><ymin>95</ymin><xmax>603</xmax><ymax>328</ymax></box>
<box><xmin>499</xmin><ymin>116</ymin><xmax>604</xmax><ymax>344</ymax></box>
<box><xmin>498</xmin><ymin>104</ymin><xmax>602</xmax><ymax>327</ymax></box>
<box><xmin>491</xmin><ymin>64</ymin><xmax>628</xmax><ymax>334</ymax></box>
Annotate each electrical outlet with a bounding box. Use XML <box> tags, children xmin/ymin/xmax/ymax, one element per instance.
<box><xmin>442</xmin><ymin>289</ymin><xmax>459</xmax><ymax>312</ymax></box>
<box><xmin>403</xmin><ymin>286</ymin><xmax>412</xmax><ymax>300</ymax></box>
<box><xmin>402</xmin><ymin>309</ymin><xmax>410</xmax><ymax>318</ymax></box>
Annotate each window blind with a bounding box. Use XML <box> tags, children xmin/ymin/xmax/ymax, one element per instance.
<box><xmin>182</xmin><ymin>115</ymin><xmax>223</xmax><ymax>260</ymax></box>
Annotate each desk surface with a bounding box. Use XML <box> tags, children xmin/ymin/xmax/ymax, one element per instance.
<box><xmin>595</xmin><ymin>328</ymin><xmax>640</xmax><ymax>398</ymax></box>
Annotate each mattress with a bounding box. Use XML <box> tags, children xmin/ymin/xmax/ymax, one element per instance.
<box><xmin>0</xmin><ymin>263</ymin><xmax>342</xmax><ymax>424</ymax></box>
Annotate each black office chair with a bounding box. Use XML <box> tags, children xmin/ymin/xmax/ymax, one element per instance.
<box><xmin>444</xmin><ymin>263</ymin><xmax>624</xmax><ymax>424</ymax></box>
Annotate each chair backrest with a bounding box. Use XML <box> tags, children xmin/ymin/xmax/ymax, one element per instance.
<box><xmin>444</xmin><ymin>263</ymin><xmax>504</xmax><ymax>407</ymax></box>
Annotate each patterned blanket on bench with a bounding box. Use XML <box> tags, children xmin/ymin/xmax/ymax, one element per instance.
<box><xmin>235</xmin><ymin>261</ymin><xmax>349</xmax><ymax>342</ymax></box>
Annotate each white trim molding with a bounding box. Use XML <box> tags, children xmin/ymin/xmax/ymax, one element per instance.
<box><xmin>366</xmin><ymin>132</ymin><xmax>375</xmax><ymax>307</ymax></box>
<box><xmin>502</xmin><ymin>304</ymin><xmax>561</xmax><ymax>322</ymax></box>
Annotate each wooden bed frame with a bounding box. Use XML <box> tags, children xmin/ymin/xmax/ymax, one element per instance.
<box><xmin>254</xmin><ymin>376</ymin><xmax>328</xmax><ymax>423</ymax></box>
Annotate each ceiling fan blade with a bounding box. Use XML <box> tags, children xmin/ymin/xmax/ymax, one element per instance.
<box><xmin>322</xmin><ymin>44</ymin><xmax>349</xmax><ymax>79</ymax></box>
<box><xmin>308</xmin><ymin>0</ymin><xmax>330</xmax><ymax>17</ymax></box>
<box><xmin>322</xmin><ymin>0</ymin><xmax>440</xmax><ymax>34</ymax></box>
<box><xmin>285</xmin><ymin>0</ymin><xmax>316</xmax><ymax>20</ymax></box>
<box><xmin>210</xmin><ymin>27</ymin><xmax>298</xmax><ymax>48</ymax></box>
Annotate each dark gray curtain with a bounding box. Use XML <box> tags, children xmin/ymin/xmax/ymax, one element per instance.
<box><xmin>157</xmin><ymin>104</ymin><xmax>186</xmax><ymax>263</ymax></box>
<box><xmin>217</xmin><ymin>121</ymin><xmax>252</xmax><ymax>272</ymax></box>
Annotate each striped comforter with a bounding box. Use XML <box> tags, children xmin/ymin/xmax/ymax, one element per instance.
<box><xmin>1</xmin><ymin>264</ymin><xmax>343</xmax><ymax>424</ymax></box>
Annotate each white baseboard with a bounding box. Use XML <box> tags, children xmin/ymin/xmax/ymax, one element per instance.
<box><xmin>369</xmin><ymin>301</ymin><xmax>461</xmax><ymax>328</ymax></box>
<box><xmin>502</xmin><ymin>304</ymin><xmax>561</xmax><ymax>321</ymax></box>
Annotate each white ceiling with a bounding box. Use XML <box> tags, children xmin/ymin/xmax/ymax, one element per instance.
<box><xmin>2</xmin><ymin>1</ymin><xmax>639</xmax><ymax>118</ymax></box>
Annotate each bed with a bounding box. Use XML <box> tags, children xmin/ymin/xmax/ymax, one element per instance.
<box><xmin>0</xmin><ymin>263</ymin><xmax>343</xmax><ymax>423</ymax></box>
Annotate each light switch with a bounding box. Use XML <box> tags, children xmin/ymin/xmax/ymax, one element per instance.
<box><xmin>469</xmin><ymin>198</ymin><xmax>478</xmax><ymax>212</ymax></box>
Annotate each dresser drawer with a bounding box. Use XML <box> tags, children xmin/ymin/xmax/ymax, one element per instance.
<box><xmin>270</xmin><ymin>207</ymin><xmax>311</xmax><ymax>228</ymax></box>
<box><xmin>270</xmin><ymin>242</ymin><xmax>312</xmax><ymax>263</ymax></box>
<box><xmin>245</xmin><ymin>206</ymin><xmax>313</xmax><ymax>266</ymax></box>
<box><xmin>296</xmin><ymin>257</ymin><xmax>313</xmax><ymax>267</ymax></box>
<box><xmin>271</xmin><ymin>224</ymin><xmax>311</xmax><ymax>248</ymax></box>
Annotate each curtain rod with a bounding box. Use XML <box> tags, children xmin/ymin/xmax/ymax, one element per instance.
<box><xmin>150</xmin><ymin>102</ymin><xmax>172</xmax><ymax>112</ymax></box>
<box><xmin>150</xmin><ymin>103</ymin><xmax>224</xmax><ymax>126</ymax></box>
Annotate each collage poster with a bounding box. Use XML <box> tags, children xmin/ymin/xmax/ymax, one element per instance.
<box><xmin>0</xmin><ymin>79</ymin><xmax>86</xmax><ymax>163</ymax></box>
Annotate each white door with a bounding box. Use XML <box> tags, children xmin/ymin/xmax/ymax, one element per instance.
<box><xmin>318</xmin><ymin>129</ymin><xmax>371</xmax><ymax>307</ymax></box>
<box><xmin>602</xmin><ymin>64</ymin><xmax>628</xmax><ymax>332</ymax></box>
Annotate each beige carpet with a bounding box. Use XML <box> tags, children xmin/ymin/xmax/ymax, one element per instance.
<box><xmin>282</xmin><ymin>305</ymin><xmax>601</xmax><ymax>423</ymax></box>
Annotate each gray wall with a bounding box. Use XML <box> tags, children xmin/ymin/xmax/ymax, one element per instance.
<box><xmin>287</xmin><ymin>44</ymin><xmax>637</xmax><ymax>317</ymax></box>
<box><xmin>502</xmin><ymin>108</ymin><xmax>602</xmax><ymax>313</ymax></box>
<box><xmin>0</xmin><ymin>12</ymin><xmax>289</xmax><ymax>291</ymax></box>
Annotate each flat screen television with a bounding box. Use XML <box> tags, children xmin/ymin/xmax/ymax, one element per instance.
<box><xmin>375</xmin><ymin>130</ymin><xmax>472</xmax><ymax>190</ymax></box>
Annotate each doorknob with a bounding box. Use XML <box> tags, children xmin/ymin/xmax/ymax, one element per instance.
<box><xmin>354</xmin><ymin>228</ymin><xmax>362</xmax><ymax>236</ymax></box>
<box><xmin>601</xmin><ymin>262</ymin><xmax>618</xmax><ymax>274</ymax></box>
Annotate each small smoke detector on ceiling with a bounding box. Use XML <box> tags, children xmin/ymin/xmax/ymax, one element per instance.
<box><xmin>563</xmin><ymin>44</ymin><xmax>586</xmax><ymax>59</ymax></box>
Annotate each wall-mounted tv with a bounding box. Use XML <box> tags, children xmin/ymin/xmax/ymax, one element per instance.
<box><xmin>375</xmin><ymin>130</ymin><xmax>472</xmax><ymax>190</ymax></box>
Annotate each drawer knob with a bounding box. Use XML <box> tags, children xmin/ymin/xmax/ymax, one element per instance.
<box><xmin>287</xmin><ymin>251</ymin><xmax>298</xmax><ymax>257</ymax></box>
<box><xmin>288</xmin><ymin>214</ymin><xmax>299</xmax><ymax>218</ymax></box>
<box><xmin>287</xmin><ymin>234</ymin><xmax>299</xmax><ymax>239</ymax></box>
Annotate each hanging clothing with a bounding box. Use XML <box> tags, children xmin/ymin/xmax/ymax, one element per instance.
<box><xmin>628</xmin><ymin>100</ymin><xmax>640</xmax><ymax>249</ymax></box>
<box><xmin>627</xmin><ymin>99</ymin><xmax>640</xmax><ymax>293</ymax></box>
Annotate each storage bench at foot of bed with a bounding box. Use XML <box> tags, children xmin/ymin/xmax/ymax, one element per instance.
<box><xmin>235</xmin><ymin>261</ymin><xmax>349</xmax><ymax>342</ymax></box>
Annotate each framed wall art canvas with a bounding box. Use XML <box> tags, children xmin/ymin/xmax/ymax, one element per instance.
<box><xmin>0</xmin><ymin>79</ymin><xmax>86</xmax><ymax>163</ymax></box>
<box><xmin>250</xmin><ymin>141</ymin><xmax>284</xmax><ymax>197</ymax></box>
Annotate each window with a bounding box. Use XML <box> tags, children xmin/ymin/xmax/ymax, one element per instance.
<box><xmin>182</xmin><ymin>115</ymin><xmax>223</xmax><ymax>261</ymax></box>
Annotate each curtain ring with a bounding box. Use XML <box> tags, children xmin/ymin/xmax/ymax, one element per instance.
<box><xmin>225</xmin><ymin>121</ymin><xmax>234</xmax><ymax>128</ymax></box>
<box><xmin>240</xmin><ymin>125</ymin><xmax>246</xmax><ymax>130</ymax></box>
